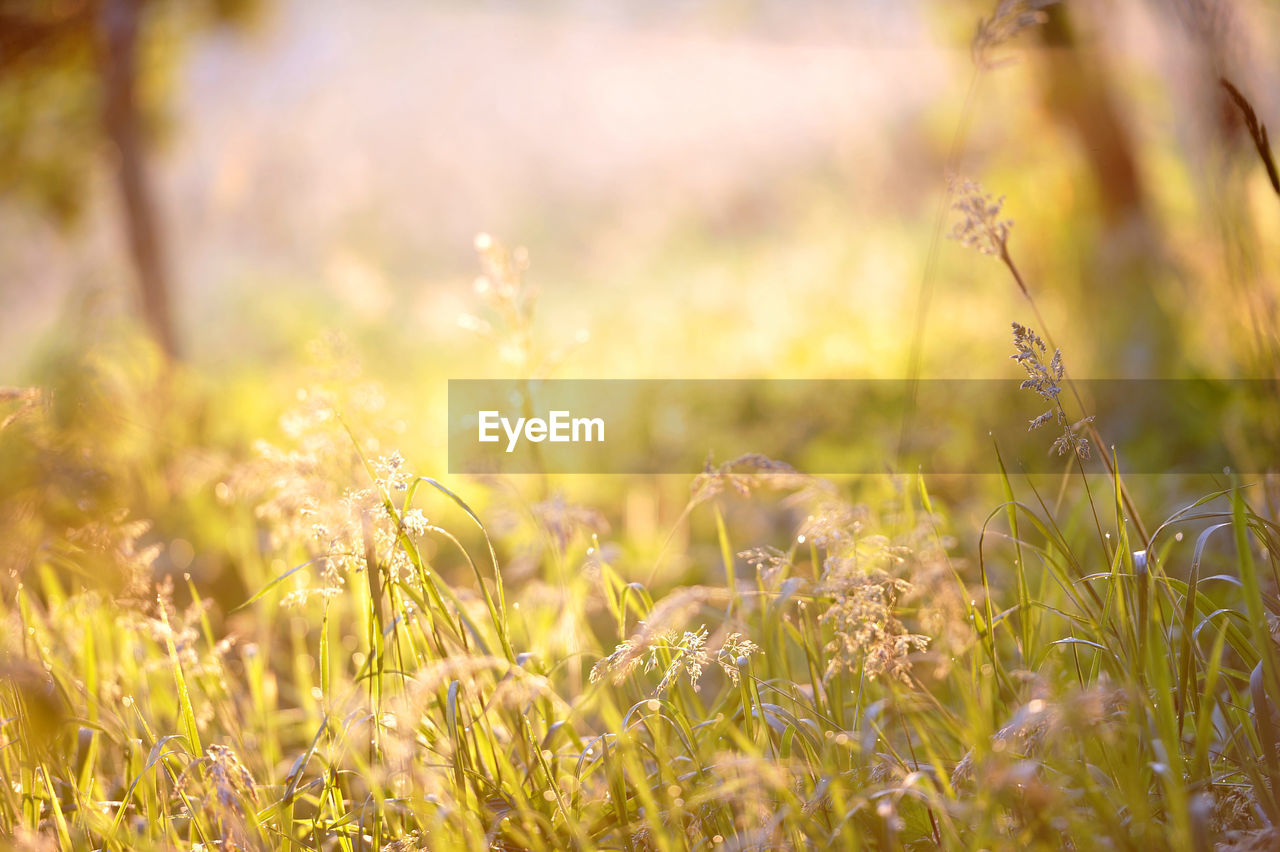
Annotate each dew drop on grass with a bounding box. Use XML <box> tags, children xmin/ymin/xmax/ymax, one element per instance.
<box><xmin>646</xmin><ymin>699</ymin><xmax>660</xmax><ymax>712</ymax></box>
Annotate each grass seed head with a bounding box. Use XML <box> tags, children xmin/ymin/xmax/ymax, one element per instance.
<box><xmin>949</xmin><ymin>176</ymin><xmax>1013</xmax><ymax>257</ymax></box>
<box><xmin>971</xmin><ymin>0</ymin><xmax>1056</xmax><ymax>70</ymax></box>
<box><xmin>689</xmin><ymin>454</ymin><xmax>808</xmax><ymax>506</ymax></box>
<box><xmin>1010</xmin><ymin>322</ymin><xmax>1092</xmax><ymax>459</ymax></box>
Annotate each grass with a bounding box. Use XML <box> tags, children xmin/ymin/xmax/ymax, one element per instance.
<box><xmin>3</xmin><ymin>4</ymin><xmax>1280</xmax><ymax>851</ymax></box>
<box><xmin>0</xmin><ymin>441</ymin><xmax>1274</xmax><ymax>851</ymax></box>
<box><xmin>2</xmin><ymin>258</ymin><xmax>1279</xmax><ymax>850</ymax></box>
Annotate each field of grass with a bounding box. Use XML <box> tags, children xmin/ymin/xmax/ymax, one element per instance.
<box><xmin>3</xmin><ymin>2</ymin><xmax>1280</xmax><ymax>851</ymax></box>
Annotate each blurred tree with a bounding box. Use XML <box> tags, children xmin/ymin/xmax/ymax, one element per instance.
<box><xmin>0</xmin><ymin>0</ymin><xmax>259</xmax><ymax>360</ymax></box>
<box><xmin>1038</xmin><ymin>6</ymin><xmax>1144</xmax><ymax>228</ymax></box>
<box><xmin>1034</xmin><ymin>4</ymin><xmax>1182</xmax><ymax>376</ymax></box>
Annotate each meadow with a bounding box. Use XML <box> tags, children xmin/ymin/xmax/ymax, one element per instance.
<box><xmin>3</xmin><ymin>2</ymin><xmax>1280</xmax><ymax>850</ymax></box>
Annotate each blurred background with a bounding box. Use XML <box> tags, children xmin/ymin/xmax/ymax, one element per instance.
<box><xmin>2</xmin><ymin>0</ymin><xmax>1279</xmax><ymax>595</ymax></box>
<box><xmin>3</xmin><ymin>0</ymin><xmax>1275</xmax><ymax>377</ymax></box>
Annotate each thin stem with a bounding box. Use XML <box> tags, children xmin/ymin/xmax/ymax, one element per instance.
<box><xmin>900</xmin><ymin>69</ymin><xmax>984</xmax><ymax>464</ymax></box>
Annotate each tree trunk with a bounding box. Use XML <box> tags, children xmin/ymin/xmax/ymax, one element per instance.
<box><xmin>99</xmin><ymin>0</ymin><xmax>178</xmax><ymax>360</ymax></box>
<box><xmin>1039</xmin><ymin>6</ymin><xmax>1145</xmax><ymax>227</ymax></box>
<box><xmin>1037</xmin><ymin>5</ymin><xmax>1180</xmax><ymax>375</ymax></box>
